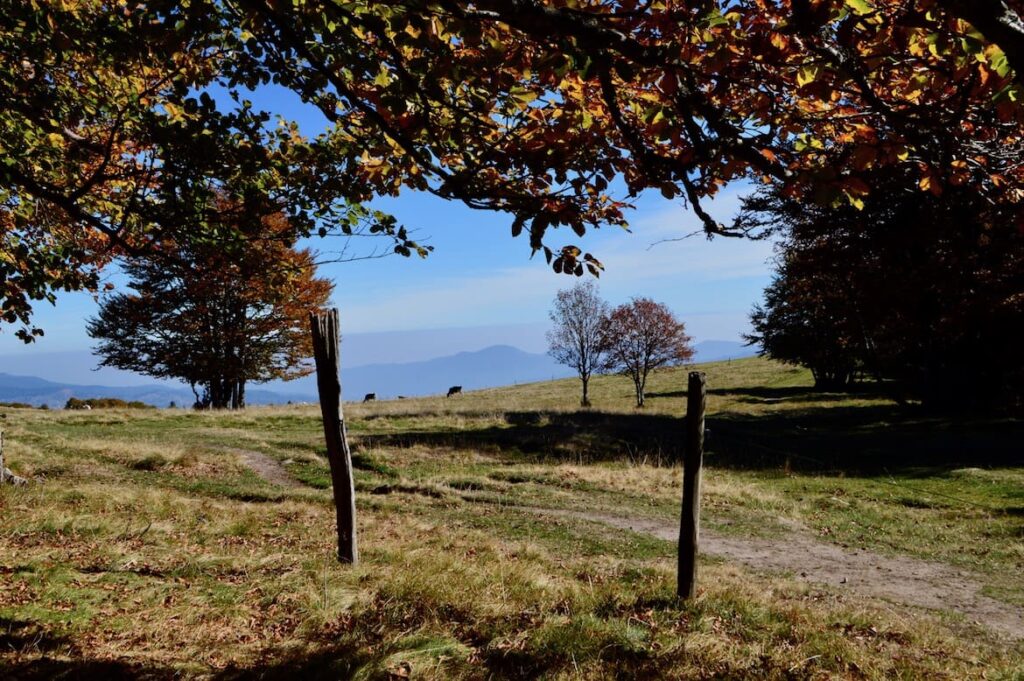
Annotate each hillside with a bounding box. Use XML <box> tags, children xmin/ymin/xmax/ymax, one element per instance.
<box><xmin>0</xmin><ymin>372</ymin><xmax>313</xmax><ymax>408</ymax></box>
<box><xmin>0</xmin><ymin>340</ymin><xmax>754</xmax><ymax>406</ymax></box>
<box><xmin>0</xmin><ymin>357</ymin><xmax>1021</xmax><ymax>678</ymax></box>
<box><xmin>285</xmin><ymin>344</ymin><xmax>575</xmax><ymax>399</ymax></box>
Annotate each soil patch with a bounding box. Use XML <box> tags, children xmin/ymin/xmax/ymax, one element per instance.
<box><xmin>228</xmin><ymin>448</ymin><xmax>302</xmax><ymax>489</ymax></box>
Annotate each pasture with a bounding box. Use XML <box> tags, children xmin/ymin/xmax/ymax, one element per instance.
<box><xmin>0</xmin><ymin>357</ymin><xmax>1022</xmax><ymax>679</ymax></box>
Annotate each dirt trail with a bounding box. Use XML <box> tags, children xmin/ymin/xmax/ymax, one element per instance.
<box><xmin>533</xmin><ymin>508</ymin><xmax>1024</xmax><ymax>640</ymax></box>
<box><xmin>226</xmin><ymin>450</ymin><xmax>1023</xmax><ymax>640</ymax></box>
<box><xmin>228</xmin><ymin>448</ymin><xmax>302</xmax><ymax>489</ymax></box>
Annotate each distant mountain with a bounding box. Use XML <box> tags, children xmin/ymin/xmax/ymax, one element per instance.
<box><xmin>280</xmin><ymin>344</ymin><xmax>575</xmax><ymax>399</ymax></box>
<box><xmin>0</xmin><ymin>341</ymin><xmax>760</xmax><ymax>408</ymax></box>
<box><xmin>0</xmin><ymin>373</ymin><xmax>315</xmax><ymax>409</ymax></box>
<box><xmin>0</xmin><ymin>345</ymin><xmax>573</xmax><ymax>406</ymax></box>
<box><xmin>691</xmin><ymin>340</ymin><xmax>759</xmax><ymax>364</ymax></box>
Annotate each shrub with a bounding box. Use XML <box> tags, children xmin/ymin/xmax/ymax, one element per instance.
<box><xmin>65</xmin><ymin>397</ymin><xmax>154</xmax><ymax>410</ymax></box>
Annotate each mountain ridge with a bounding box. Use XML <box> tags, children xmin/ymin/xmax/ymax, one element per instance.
<box><xmin>0</xmin><ymin>340</ymin><xmax>757</xmax><ymax>407</ymax></box>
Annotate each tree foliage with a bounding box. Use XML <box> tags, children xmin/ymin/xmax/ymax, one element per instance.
<box><xmin>747</xmin><ymin>258</ymin><xmax>864</xmax><ymax>391</ymax></box>
<box><xmin>744</xmin><ymin>164</ymin><xmax>1024</xmax><ymax>408</ymax></box>
<box><xmin>547</xmin><ymin>281</ymin><xmax>610</xmax><ymax>406</ymax></box>
<box><xmin>225</xmin><ymin>0</ymin><xmax>1024</xmax><ymax>243</ymax></box>
<box><xmin>88</xmin><ymin>203</ymin><xmax>332</xmax><ymax>409</ymax></box>
<box><xmin>4</xmin><ymin>0</ymin><xmax>1024</xmax><ymax>337</ymax></box>
<box><xmin>601</xmin><ymin>298</ymin><xmax>693</xmax><ymax>407</ymax></box>
<box><xmin>0</xmin><ymin>0</ymin><xmax>424</xmax><ymax>339</ymax></box>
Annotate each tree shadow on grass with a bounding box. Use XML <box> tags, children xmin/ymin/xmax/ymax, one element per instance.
<box><xmin>1</xmin><ymin>651</ymin><xmax>367</xmax><ymax>681</ymax></box>
<box><xmin>1</xmin><ymin>658</ymin><xmax>172</xmax><ymax>681</ymax></box>
<box><xmin>213</xmin><ymin>644</ymin><xmax>365</xmax><ymax>680</ymax></box>
<box><xmin>1</xmin><ymin>640</ymin><xmax>368</xmax><ymax>681</ymax></box>
<box><xmin>707</xmin><ymin>406</ymin><xmax>1024</xmax><ymax>475</ymax></box>
<box><xmin>357</xmin><ymin>410</ymin><xmax>686</xmax><ymax>467</ymax></box>
<box><xmin>0</xmin><ymin>617</ymin><xmax>173</xmax><ymax>681</ymax></box>
<box><xmin>0</xmin><ymin>618</ymin><xmax>76</xmax><ymax>659</ymax></box>
<box><xmin>647</xmin><ymin>384</ymin><xmax>892</xmax><ymax>405</ymax></box>
<box><xmin>357</xmin><ymin>405</ymin><xmax>1024</xmax><ymax>477</ymax></box>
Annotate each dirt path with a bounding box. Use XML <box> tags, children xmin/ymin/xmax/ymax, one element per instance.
<box><xmin>533</xmin><ymin>508</ymin><xmax>1024</xmax><ymax>640</ymax></box>
<box><xmin>227</xmin><ymin>448</ymin><xmax>302</xmax><ymax>489</ymax></box>
<box><xmin>222</xmin><ymin>452</ymin><xmax>1023</xmax><ymax>639</ymax></box>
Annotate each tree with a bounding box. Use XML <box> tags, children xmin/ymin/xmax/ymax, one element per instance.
<box><xmin>743</xmin><ymin>162</ymin><xmax>1024</xmax><ymax>408</ymax></box>
<box><xmin>227</xmin><ymin>0</ymin><xmax>1024</xmax><ymax>247</ymax></box>
<box><xmin>0</xmin><ymin>0</ymin><xmax>425</xmax><ymax>340</ymax></box>
<box><xmin>547</xmin><ymin>281</ymin><xmax>609</xmax><ymax>406</ymax></box>
<box><xmin>6</xmin><ymin>0</ymin><xmax>1024</xmax><ymax>339</ymax></box>
<box><xmin>746</xmin><ymin>263</ymin><xmax>864</xmax><ymax>392</ymax></box>
<box><xmin>601</xmin><ymin>298</ymin><xmax>694</xmax><ymax>407</ymax></box>
<box><xmin>88</xmin><ymin>203</ymin><xmax>332</xmax><ymax>409</ymax></box>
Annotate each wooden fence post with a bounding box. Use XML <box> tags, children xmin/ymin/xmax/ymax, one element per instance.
<box><xmin>678</xmin><ymin>371</ymin><xmax>706</xmax><ymax>599</ymax></box>
<box><xmin>310</xmin><ymin>309</ymin><xmax>358</xmax><ymax>564</ymax></box>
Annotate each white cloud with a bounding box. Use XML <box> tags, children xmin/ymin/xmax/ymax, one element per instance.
<box><xmin>335</xmin><ymin>185</ymin><xmax>775</xmax><ymax>341</ymax></box>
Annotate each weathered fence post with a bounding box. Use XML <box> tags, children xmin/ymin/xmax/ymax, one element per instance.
<box><xmin>678</xmin><ymin>371</ymin><xmax>706</xmax><ymax>599</ymax></box>
<box><xmin>310</xmin><ymin>309</ymin><xmax>358</xmax><ymax>564</ymax></box>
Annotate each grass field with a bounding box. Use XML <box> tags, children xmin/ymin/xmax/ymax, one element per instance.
<box><xmin>1</xmin><ymin>357</ymin><xmax>1022</xmax><ymax>679</ymax></box>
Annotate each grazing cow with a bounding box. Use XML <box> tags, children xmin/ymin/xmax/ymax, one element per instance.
<box><xmin>363</xmin><ymin>393</ymin><xmax>376</xmax><ymax>402</ymax></box>
<box><xmin>446</xmin><ymin>386</ymin><xmax>462</xmax><ymax>398</ymax></box>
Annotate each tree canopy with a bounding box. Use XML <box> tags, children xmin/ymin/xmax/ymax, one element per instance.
<box><xmin>0</xmin><ymin>0</ymin><xmax>423</xmax><ymax>339</ymax></box>
<box><xmin>601</xmin><ymin>298</ymin><xmax>693</xmax><ymax>407</ymax></box>
<box><xmin>4</xmin><ymin>0</ymin><xmax>1024</xmax><ymax>336</ymax></box>
<box><xmin>547</xmin><ymin>281</ymin><xmax>610</xmax><ymax>406</ymax></box>
<box><xmin>87</xmin><ymin>202</ymin><xmax>332</xmax><ymax>409</ymax></box>
<box><xmin>745</xmin><ymin>163</ymin><xmax>1024</xmax><ymax>408</ymax></box>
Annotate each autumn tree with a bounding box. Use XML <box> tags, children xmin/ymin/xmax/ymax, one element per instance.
<box><xmin>601</xmin><ymin>298</ymin><xmax>694</xmax><ymax>407</ymax></box>
<box><xmin>743</xmin><ymin>163</ymin><xmax>1024</xmax><ymax>408</ymax></box>
<box><xmin>0</xmin><ymin>0</ymin><xmax>425</xmax><ymax>340</ymax></box>
<box><xmin>227</xmin><ymin>0</ymin><xmax>1024</xmax><ymax>249</ymax></box>
<box><xmin>88</xmin><ymin>203</ymin><xmax>332</xmax><ymax>409</ymax></box>
<box><xmin>5</xmin><ymin>0</ymin><xmax>1024</xmax><ymax>340</ymax></box>
<box><xmin>547</xmin><ymin>281</ymin><xmax>610</xmax><ymax>406</ymax></box>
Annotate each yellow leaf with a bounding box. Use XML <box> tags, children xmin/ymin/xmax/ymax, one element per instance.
<box><xmin>797</xmin><ymin>66</ymin><xmax>819</xmax><ymax>88</ymax></box>
<box><xmin>844</xmin><ymin>0</ymin><xmax>875</xmax><ymax>16</ymax></box>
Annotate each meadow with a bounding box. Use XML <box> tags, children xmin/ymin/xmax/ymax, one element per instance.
<box><xmin>0</xmin><ymin>357</ymin><xmax>1021</xmax><ymax>679</ymax></box>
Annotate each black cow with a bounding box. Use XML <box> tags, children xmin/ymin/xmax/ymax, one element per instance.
<box><xmin>446</xmin><ymin>386</ymin><xmax>462</xmax><ymax>398</ymax></box>
<box><xmin>363</xmin><ymin>393</ymin><xmax>376</xmax><ymax>402</ymax></box>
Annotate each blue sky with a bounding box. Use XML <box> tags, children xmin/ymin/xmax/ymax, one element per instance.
<box><xmin>0</xmin><ymin>87</ymin><xmax>777</xmax><ymax>383</ymax></box>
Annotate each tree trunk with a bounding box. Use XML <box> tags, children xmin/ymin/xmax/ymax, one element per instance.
<box><xmin>581</xmin><ymin>375</ymin><xmax>590</xmax><ymax>407</ymax></box>
<box><xmin>310</xmin><ymin>309</ymin><xmax>358</xmax><ymax>564</ymax></box>
<box><xmin>228</xmin><ymin>380</ymin><xmax>246</xmax><ymax>409</ymax></box>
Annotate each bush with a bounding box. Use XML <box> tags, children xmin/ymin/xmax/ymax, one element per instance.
<box><xmin>65</xmin><ymin>397</ymin><xmax>154</xmax><ymax>410</ymax></box>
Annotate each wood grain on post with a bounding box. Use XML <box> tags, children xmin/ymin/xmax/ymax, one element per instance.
<box><xmin>678</xmin><ymin>371</ymin><xmax>706</xmax><ymax>599</ymax></box>
<box><xmin>309</xmin><ymin>309</ymin><xmax>358</xmax><ymax>564</ymax></box>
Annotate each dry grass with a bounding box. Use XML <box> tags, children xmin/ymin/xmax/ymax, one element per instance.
<box><xmin>0</xmin><ymin>358</ymin><xmax>1021</xmax><ymax>678</ymax></box>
